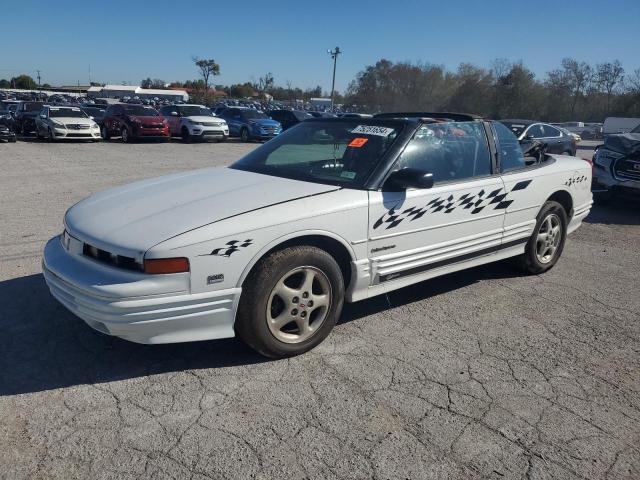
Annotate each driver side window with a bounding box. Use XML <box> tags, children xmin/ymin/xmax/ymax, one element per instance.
<box><xmin>395</xmin><ymin>122</ymin><xmax>492</xmax><ymax>184</ymax></box>
<box><xmin>493</xmin><ymin>121</ymin><xmax>526</xmax><ymax>172</ymax></box>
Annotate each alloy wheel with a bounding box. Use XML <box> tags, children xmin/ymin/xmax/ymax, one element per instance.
<box><xmin>266</xmin><ymin>266</ymin><xmax>332</xmax><ymax>344</ymax></box>
<box><xmin>536</xmin><ymin>213</ymin><xmax>562</xmax><ymax>264</ymax></box>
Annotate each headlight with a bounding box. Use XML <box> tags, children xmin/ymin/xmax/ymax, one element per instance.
<box><xmin>189</xmin><ymin>120</ymin><xmax>202</xmax><ymax>126</ymax></box>
<box><xmin>52</xmin><ymin>120</ymin><xmax>65</xmax><ymax>128</ymax></box>
<box><xmin>594</xmin><ymin>149</ymin><xmax>623</xmax><ymax>168</ymax></box>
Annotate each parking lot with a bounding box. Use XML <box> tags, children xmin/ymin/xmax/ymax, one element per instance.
<box><xmin>1</xmin><ymin>139</ymin><xmax>639</xmax><ymax>479</ymax></box>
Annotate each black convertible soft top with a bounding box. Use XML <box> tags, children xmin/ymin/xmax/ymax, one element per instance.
<box><xmin>603</xmin><ymin>133</ymin><xmax>640</xmax><ymax>156</ymax></box>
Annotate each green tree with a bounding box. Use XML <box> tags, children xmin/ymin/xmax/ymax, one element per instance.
<box><xmin>0</xmin><ymin>79</ymin><xmax>10</xmax><ymax>88</ymax></box>
<box><xmin>193</xmin><ymin>57</ymin><xmax>220</xmax><ymax>93</ymax></box>
<box><xmin>10</xmin><ymin>74</ymin><xmax>37</xmax><ymax>89</ymax></box>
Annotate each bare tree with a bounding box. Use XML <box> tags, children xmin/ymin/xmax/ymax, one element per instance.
<box><xmin>560</xmin><ymin>58</ymin><xmax>592</xmax><ymax>117</ymax></box>
<box><xmin>192</xmin><ymin>57</ymin><xmax>220</xmax><ymax>93</ymax></box>
<box><xmin>596</xmin><ymin>60</ymin><xmax>624</xmax><ymax>111</ymax></box>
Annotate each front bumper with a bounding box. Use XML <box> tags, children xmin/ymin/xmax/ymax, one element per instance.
<box><xmin>593</xmin><ymin>165</ymin><xmax>640</xmax><ymax>193</ymax></box>
<box><xmin>53</xmin><ymin>127</ymin><xmax>101</xmax><ymax>140</ymax></box>
<box><xmin>133</xmin><ymin>125</ymin><xmax>170</xmax><ymax>138</ymax></box>
<box><xmin>42</xmin><ymin>236</ymin><xmax>239</xmax><ymax>344</ymax></box>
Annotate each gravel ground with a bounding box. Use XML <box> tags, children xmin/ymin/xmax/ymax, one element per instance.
<box><xmin>1</xmin><ymin>138</ymin><xmax>639</xmax><ymax>480</ymax></box>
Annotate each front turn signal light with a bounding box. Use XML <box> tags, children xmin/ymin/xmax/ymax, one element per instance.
<box><xmin>144</xmin><ymin>257</ymin><xmax>190</xmax><ymax>274</ymax></box>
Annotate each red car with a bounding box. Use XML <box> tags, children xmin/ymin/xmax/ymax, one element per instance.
<box><xmin>101</xmin><ymin>104</ymin><xmax>170</xmax><ymax>142</ymax></box>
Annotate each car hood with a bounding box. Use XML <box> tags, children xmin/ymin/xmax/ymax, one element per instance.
<box><xmin>127</xmin><ymin>115</ymin><xmax>164</xmax><ymax>124</ymax></box>
<box><xmin>248</xmin><ymin>118</ymin><xmax>280</xmax><ymax>127</ymax></box>
<box><xmin>53</xmin><ymin>117</ymin><xmax>94</xmax><ymax>125</ymax></box>
<box><xmin>186</xmin><ymin>115</ymin><xmax>225</xmax><ymax>123</ymax></box>
<box><xmin>65</xmin><ymin>168</ymin><xmax>340</xmax><ymax>255</ymax></box>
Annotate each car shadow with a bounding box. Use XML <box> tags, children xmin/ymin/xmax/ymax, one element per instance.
<box><xmin>0</xmin><ymin>261</ymin><xmax>524</xmax><ymax>397</ymax></box>
<box><xmin>585</xmin><ymin>199</ymin><xmax>640</xmax><ymax>226</ymax></box>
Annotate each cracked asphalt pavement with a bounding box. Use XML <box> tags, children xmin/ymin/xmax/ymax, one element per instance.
<box><xmin>1</xmin><ymin>139</ymin><xmax>639</xmax><ymax>479</ymax></box>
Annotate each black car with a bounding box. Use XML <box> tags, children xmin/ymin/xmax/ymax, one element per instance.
<box><xmin>0</xmin><ymin>116</ymin><xmax>17</xmax><ymax>142</ymax></box>
<box><xmin>268</xmin><ymin>109</ymin><xmax>313</xmax><ymax>130</ymax></box>
<box><xmin>500</xmin><ymin>119</ymin><xmax>576</xmax><ymax>156</ymax></box>
<box><xmin>14</xmin><ymin>101</ymin><xmax>45</xmax><ymax>134</ymax></box>
<box><xmin>308</xmin><ymin>111</ymin><xmax>337</xmax><ymax>118</ymax></box>
<box><xmin>81</xmin><ymin>105</ymin><xmax>107</xmax><ymax>126</ymax></box>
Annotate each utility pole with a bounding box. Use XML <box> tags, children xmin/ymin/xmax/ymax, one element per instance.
<box><xmin>36</xmin><ymin>69</ymin><xmax>41</xmax><ymax>88</ymax></box>
<box><xmin>327</xmin><ymin>47</ymin><xmax>341</xmax><ymax>111</ymax></box>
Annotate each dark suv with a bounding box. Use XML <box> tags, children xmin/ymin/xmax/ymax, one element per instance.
<box><xmin>500</xmin><ymin>119</ymin><xmax>576</xmax><ymax>156</ymax></box>
<box><xmin>101</xmin><ymin>104</ymin><xmax>169</xmax><ymax>142</ymax></box>
<box><xmin>268</xmin><ymin>109</ymin><xmax>313</xmax><ymax>130</ymax></box>
<box><xmin>14</xmin><ymin>101</ymin><xmax>45</xmax><ymax>134</ymax></box>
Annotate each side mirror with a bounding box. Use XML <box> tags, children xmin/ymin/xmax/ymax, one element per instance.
<box><xmin>384</xmin><ymin>168</ymin><xmax>434</xmax><ymax>191</ymax></box>
<box><xmin>170</xmin><ymin>111</ymin><xmax>178</xmax><ymax>116</ymax></box>
<box><xmin>40</xmin><ymin>114</ymin><xmax>46</xmax><ymax>119</ymax></box>
<box><xmin>89</xmin><ymin>116</ymin><xmax>94</xmax><ymax>120</ymax></box>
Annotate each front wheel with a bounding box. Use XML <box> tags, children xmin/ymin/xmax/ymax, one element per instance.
<box><xmin>235</xmin><ymin>246</ymin><xmax>345</xmax><ymax>358</ymax></box>
<box><xmin>240</xmin><ymin>127</ymin><xmax>250</xmax><ymax>142</ymax></box>
<box><xmin>121</xmin><ymin>127</ymin><xmax>130</xmax><ymax>143</ymax></box>
<box><xmin>516</xmin><ymin>201</ymin><xmax>567</xmax><ymax>274</ymax></box>
<box><xmin>101</xmin><ymin>125</ymin><xmax>110</xmax><ymax>140</ymax></box>
<box><xmin>181</xmin><ymin>127</ymin><xmax>192</xmax><ymax>143</ymax></box>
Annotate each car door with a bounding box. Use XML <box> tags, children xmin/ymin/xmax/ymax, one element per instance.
<box><xmin>35</xmin><ymin>106</ymin><xmax>47</xmax><ymax>134</ymax></box>
<box><xmin>539</xmin><ymin>124</ymin><xmax>564</xmax><ymax>154</ymax></box>
<box><xmin>367</xmin><ymin>121</ymin><xmax>506</xmax><ymax>286</ymax></box>
<box><xmin>492</xmin><ymin>121</ymin><xmax>547</xmax><ymax>248</ymax></box>
<box><xmin>162</xmin><ymin>106</ymin><xmax>180</xmax><ymax>135</ymax></box>
<box><xmin>222</xmin><ymin>109</ymin><xmax>240</xmax><ymax>135</ymax></box>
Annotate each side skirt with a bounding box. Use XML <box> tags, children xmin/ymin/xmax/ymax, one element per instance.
<box><xmin>346</xmin><ymin>239</ymin><xmax>526</xmax><ymax>302</ymax></box>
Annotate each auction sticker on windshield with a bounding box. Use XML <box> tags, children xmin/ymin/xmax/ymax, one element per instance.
<box><xmin>351</xmin><ymin>125</ymin><xmax>395</xmax><ymax>137</ymax></box>
<box><xmin>348</xmin><ymin>137</ymin><xmax>369</xmax><ymax>148</ymax></box>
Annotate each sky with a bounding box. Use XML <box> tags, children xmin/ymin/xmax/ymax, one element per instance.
<box><xmin>2</xmin><ymin>0</ymin><xmax>639</xmax><ymax>92</ymax></box>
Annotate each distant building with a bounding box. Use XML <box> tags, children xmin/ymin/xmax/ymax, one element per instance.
<box><xmin>87</xmin><ymin>84</ymin><xmax>188</xmax><ymax>101</ymax></box>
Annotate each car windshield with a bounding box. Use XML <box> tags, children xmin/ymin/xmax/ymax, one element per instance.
<box><xmin>500</xmin><ymin>121</ymin><xmax>528</xmax><ymax>137</ymax></box>
<box><xmin>241</xmin><ymin>110</ymin><xmax>268</xmax><ymax>119</ymax></box>
<box><xmin>25</xmin><ymin>102</ymin><xmax>44</xmax><ymax>112</ymax></box>
<box><xmin>50</xmin><ymin>108</ymin><xmax>87</xmax><ymax>118</ymax></box>
<box><xmin>230</xmin><ymin>121</ymin><xmax>402</xmax><ymax>188</ymax></box>
<box><xmin>123</xmin><ymin>105</ymin><xmax>159</xmax><ymax>116</ymax></box>
<box><xmin>179</xmin><ymin>106</ymin><xmax>212</xmax><ymax>117</ymax></box>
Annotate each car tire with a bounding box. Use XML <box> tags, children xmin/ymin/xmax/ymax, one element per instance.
<box><xmin>181</xmin><ymin>127</ymin><xmax>192</xmax><ymax>143</ymax></box>
<box><xmin>47</xmin><ymin>128</ymin><xmax>54</xmax><ymax>142</ymax></box>
<box><xmin>121</xmin><ymin>127</ymin><xmax>130</xmax><ymax>143</ymax></box>
<box><xmin>240</xmin><ymin>127</ymin><xmax>250</xmax><ymax>142</ymax></box>
<box><xmin>9</xmin><ymin>136</ymin><xmax>17</xmax><ymax>143</ymax></box>
<box><xmin>101</xmin><ymin>125</ymin><xmax>110</xmax><ymax>140</ymax></box>
<box><xmin>36</xmin><ymin>127</ymin><xmax>43</xmax><ymax>140</ymax></box>
<box><xmin>235</xmin><ymin>245</ymin><xmax>345</xmax><ymax>358</ymax></box>
<box><xmin>516</xmin><ymin>201</ymin><xmax>567</xmax><ymax>275</ymax></box>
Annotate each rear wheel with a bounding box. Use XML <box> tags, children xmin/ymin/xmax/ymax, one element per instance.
<box><xmin>516</xmin><ymin>201</ymin><xmax>567</xmax><ymax>274</ymax></box>
<box><xmin>235</xmin><ymin>246</ymin><xmax>344</xmax><ymax>358</ymax></box>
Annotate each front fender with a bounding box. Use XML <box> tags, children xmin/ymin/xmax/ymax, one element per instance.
<box><xmin>236</xmin><ymin>229</ymin><xmax>357</xmax><ymax>288</ymax></box>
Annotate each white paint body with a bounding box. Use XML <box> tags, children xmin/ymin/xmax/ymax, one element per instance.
<box><xmin>43</xmin><ymin>155</ymin><xmax>592</xmax><ymax>344</ymax></box>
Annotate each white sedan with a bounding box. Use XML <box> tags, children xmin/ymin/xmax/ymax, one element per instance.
<box><xmin>35</xmin><ymin>105</ymin><xmax>101</xmax><ymax>141</ymax></box>
<box><xmin>43</xmin><ymin>114</ymin><xmax>593</xmax><ymax>357</ymax></box>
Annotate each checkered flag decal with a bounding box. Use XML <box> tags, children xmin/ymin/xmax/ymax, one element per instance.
<box><xmin>565</xmin><ymin>175</ymin><xmax>588</xmax><ymax>186</ymax></box>
<box><xmin>208</xmin><ymin>239</ymin><xmax>253</xmax><ymax>257</ymax></box>
<box><xmin>373</xmin><ymin>180</ymin><xmax>532</xmax><ymax>230</ymax></box>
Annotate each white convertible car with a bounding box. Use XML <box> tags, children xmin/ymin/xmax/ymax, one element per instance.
<box><xmin>43</xmin><ymin>113</ymin><xmax>593</xmax><ymax>357</ymax></box>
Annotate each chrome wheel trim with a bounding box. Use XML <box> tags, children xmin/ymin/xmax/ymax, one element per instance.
<box><xmin>122</xmin><ymin>128</ymin><xmax>128</xmax><ymax>142</ymax></box>
<box><xmin>536</xmin><ymin>213</ymin><xmax>561</xmax><ymax>264</ymax></box>
<box><xmin>266</xmin><ymin>266</ymin><xmax>332</xmax><ymax>344</ymax></box>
